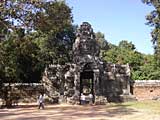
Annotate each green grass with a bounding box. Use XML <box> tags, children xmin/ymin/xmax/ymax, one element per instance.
<box><xmin>110</xmin><ymin>100</ymin><xmax>160</xmax><ymax>114</ymax></box>
<box><xmin>105</xmin><ymin>100</ymin><xmax>160</xmax><ymax>120</ymax></box>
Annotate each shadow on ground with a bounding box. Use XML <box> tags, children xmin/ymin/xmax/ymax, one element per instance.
<box><xmin>0</xmin><ymin>104</ymin><xmax>137</xmax><ymax>120</ymax></box>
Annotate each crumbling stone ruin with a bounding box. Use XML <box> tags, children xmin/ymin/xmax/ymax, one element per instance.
<box><xmin>42</xmin><ymin>22</ymin><xmax>136</xmax><ymax>104</ymax></box>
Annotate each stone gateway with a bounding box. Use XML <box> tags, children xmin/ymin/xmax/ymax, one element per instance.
<box><xmin>42</xmin><ymin>22</ymin><xmax>136</xmax><ymax>104</ymax></box>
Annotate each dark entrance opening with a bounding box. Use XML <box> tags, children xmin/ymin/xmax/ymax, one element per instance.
<box><xmin>80</xmin><ymin>70</ymin><xmax>94</xmax><ymax>104</ymax></box>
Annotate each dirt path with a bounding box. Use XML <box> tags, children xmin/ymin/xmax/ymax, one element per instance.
<box><xmin>0</xmin><ymin>104</ymin><xmax>160</xmax><ymax>120</ymax></box>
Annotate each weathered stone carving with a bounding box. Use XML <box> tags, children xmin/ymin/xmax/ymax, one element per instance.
<box><xmin>73</xmin><ymin>22</ymin><xmax>100</xmax><ymax>64</ymax></box>
<box><xmin>42</xmin><ymin>22</ymin><xmax>135</xmax><ymax>104</ymax></box>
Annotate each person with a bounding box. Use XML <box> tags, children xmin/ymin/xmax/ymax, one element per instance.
<box><xmin>80</xmin><ymin>93</ymin><xmax>85</xmax><ymax>105</ymax></box>
<box><xmin>89</xmin><ymin>93</ymin><xmax>93</xmax><ymax>105</ymax></box>
<box><xmin>38</xmin><ymin>93</ymin><xmax>44</xmax><ymax>109</ymax></box>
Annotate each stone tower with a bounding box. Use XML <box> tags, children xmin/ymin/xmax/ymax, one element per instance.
<box><xmin>72</xmin><ymin>22</ymin><xmax>102</xmax><ymax>104</ymax></box>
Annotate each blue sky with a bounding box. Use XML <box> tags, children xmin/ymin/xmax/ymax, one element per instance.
<box><xmin>66</xmin><ymin>0</ymin><xmax>155</xmax><ymax>54</ymax></box>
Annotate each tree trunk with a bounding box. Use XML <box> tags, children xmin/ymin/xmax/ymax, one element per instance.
<box><xmin>4</xmin><ymin>84</ymin><xmax>13</xmax><ymax>108</ymax></box>
<box><xmin>5</xmin><ymin>99</ymin><xmax>12</xmax><ymax>108</ymax></box>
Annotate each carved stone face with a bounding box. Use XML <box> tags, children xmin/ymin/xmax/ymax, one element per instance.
<box><xmin>73</xmin><ymin>22</ymin><xmax>100</xmax><ymax>59</ymax></box>
<box><xmin>80</xmin><ymin>22</ymin><xmax>93</xmax><ymax>37</ymax></box>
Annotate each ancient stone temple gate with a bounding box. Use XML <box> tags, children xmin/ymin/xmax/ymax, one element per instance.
<box><xmin>42</xmin><ymin>22</ymin><xmax>135</xmax><ymax>104</ymax></box>
<box><xmin>72</xmin><ymin>22</ymin><xmax>102</xmax><ymax>104</ymax></box>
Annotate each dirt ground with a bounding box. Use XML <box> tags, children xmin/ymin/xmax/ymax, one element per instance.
<box><xmin>0</xmin><ymin>103</ymin><xmax>160</xmax><ymax>120</ymax></box>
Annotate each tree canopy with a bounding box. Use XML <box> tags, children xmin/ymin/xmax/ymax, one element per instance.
<box><xmin>0</xmin><ymin>0</ymin><xmax>75</xmax><ymax>83</ymax></box>
<box><xmin>101</xmin><ymin>39</ymin><xmax>160</xmax><ymax>80</ymax></box>
<box><xmin>142</xmin><ymin>0</ymin><xmax>160</xmax><ymax>64</ymax></box>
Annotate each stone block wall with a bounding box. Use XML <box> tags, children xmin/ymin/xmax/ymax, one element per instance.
<box><xmin>42</xmin><ymin>64</ymin><xmax>78</xmax><ymax>104</ymax></box>
<box><xmin>133</xmin><ymin>80</ymin><xmax>160</xmax><ymax>100</ymax></box>
<box><xmin>42</xmin><ymin>62</ymin><xmax>133</xmax><ymax>103</ymax></box>
<box><xmin>0</xmin><ymin>83</ymin><xmax>43</xmax><ymax>104</ymax></box>
<box><xmin>100</xmin><ymin>63</ymin><xmax>132</xmax><ymax>102</ymax></box>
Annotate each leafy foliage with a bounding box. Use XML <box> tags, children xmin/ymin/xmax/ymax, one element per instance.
<box><xmin>103</xmin><ymin>41</ymin><xmax>143</xmax><ymax>66</ymax></box>
<box><xmin>142</xmin><ymin>0</ymin><xmax>160</xmax><ymax>64</ymax></box>
<box><xmin>95</xmin><ymin>32</ymin><xmax>109</xmax><ymax>58</ymax></box>
<box><xmin>102</xmin><ymin>40</ymin><xmax>160</xmax><ymax>80</ymax></box>
<box><xmin>0</xmin><ymin>0</ymin><xmax>74</xmax><ymax>84</ymax></box>
<box><xmin>119</xmin><ymin>40</ymin><xmax>135</xmax><ymax>50</ymax></box>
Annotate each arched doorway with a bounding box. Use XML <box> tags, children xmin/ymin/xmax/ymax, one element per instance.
<box><xmin>80</xmin><ymin>63</ymin><xmax>95</xmax><ymax>104</ymax></box>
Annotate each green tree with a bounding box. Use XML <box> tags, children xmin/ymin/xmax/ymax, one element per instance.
<box><xmin>103</xmin><ymin>39</ymin><xmax>160</xmax><ymax>80</ymax></box>
<box><xmin>0</xmin><ymin>35</ymin><xmax>19</xmax><ymax>107</ymax></box>
<box><xmin>119</xmin><ymin>40</ymin><xmax>135</xmax><ymax>50</ymax></box>
<box><xmin>95</xmin><ymin>32</ymin><xmax>109</xmax><ymax>58</ymax></box>
<box><xmin>102</xmin><ymin>40</ymin><xmax>143</xmax><ymax>80</ymax></box>
<box><xmin>32</xmin><ymin>1</ymin><xmax>75</xmax><ymax>64</ymax></box>
<box><xmin>95</xmin><ymin>32</ymin><xmax>108</xmax><ymax>50</ymax></box>
<box><xmin>142</xmin><ymin>0</ymin><xmax>160</xmax><ymax>64</ymax></box>
<box><xmin>103</xmin><ymin>41</ymin><xmax>142</xmax><ymax>65</ymax></box>
<box><xmin>131</xmin><ymin>54</ymin><xmax>160</xmax><ymax>80</ymax></box>
<box><xmin>0</xmin><ymin>0</ymin><xmax>74</xmax><ymax>81</ymax></box>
